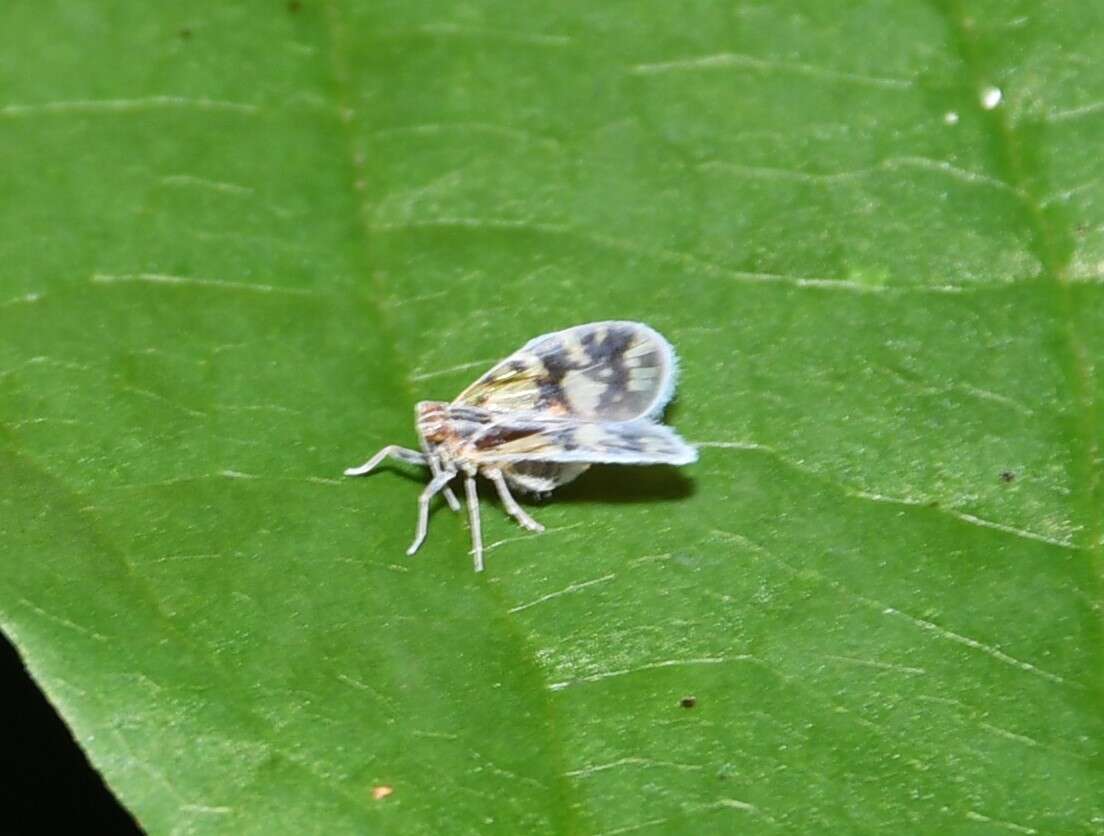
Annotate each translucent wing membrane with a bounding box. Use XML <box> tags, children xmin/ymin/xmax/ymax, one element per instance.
<box><xmin>452</xmin><ymin>321</ymin><xmax>678</xmax><ymax>421</ymax></box>
<box><xmin>462</xmin><ymin>414</ymin><xmax>698</xmax><ymax>466</ymax></box>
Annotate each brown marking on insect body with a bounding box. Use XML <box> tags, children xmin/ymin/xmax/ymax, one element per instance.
<box><xmin>474</xmin><ymin>425</ymin><xmax>542</xmax><ymax>450</ymax></box>
<box><xmin>415</xmin><ymin>401</ymin><xmax>457</xmax><ymax>445</ymax></box>
<box><xmin>416</xmin><ymin>424</ymin><xmax>447</xmax><ymax>451</ymax></box>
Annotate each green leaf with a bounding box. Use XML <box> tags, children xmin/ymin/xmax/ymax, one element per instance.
<box><xmin>2</xmin><ymin>1</ymin><xmax>1102</xmax><ymax>833</ymax></box>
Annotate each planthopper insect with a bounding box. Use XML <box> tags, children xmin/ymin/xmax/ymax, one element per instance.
<box><xmin>344</xmin><ymin>321</ymin><xmax>697</xmax><ymax>571</ymax></box>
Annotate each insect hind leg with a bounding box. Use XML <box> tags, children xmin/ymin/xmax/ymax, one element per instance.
<box><xmin>465</xmin><ymin>474</ymin><xmax>484</xmax><ymax>572</ymax></box>
<box><xmin>344</xmin><ymin>445</ymin><xmax>426</xmax><ymax>476</ymax></box>
<box><xmin>486</xmin><ymin>468</ymin><xmax>545</xmax><ymax>533</ymax></box>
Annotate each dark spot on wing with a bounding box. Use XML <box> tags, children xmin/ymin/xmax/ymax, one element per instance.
<box><xmin>539</xmin><ymin>339</ymin><xmax>571</xmax><ymax>382</ymax></box>
<box><xmin>571</xmin><ymin>327</ymin><xmax>634</xmax><ymax>417</ymax></box>
<box><xmin>580</xmin><ymin>326</ymin><xmax>631</xmax><ymax>368</ymax></box>
<box><xmin>592</xmin><ymin>327</ymin><xmax>657</xmax><ymax>418</ymax></box>
<box><xmin>538</xmin><ymin>382</ymin><xmax>567</xmax><ymax>411</ymax></box>
<box><xmin>535</xmin><ymin>338</ymin><xmax>572</xmax><ymax>411</ymax></box>
<box><xmin>597</xmin><ymin>359</ymin><xmax>630</xmax><ymax>415</ymax></box>
<box><xmin>556</xmin><ymin>428</ymin><xmax>579</xmax><ymax>452</ymax></box>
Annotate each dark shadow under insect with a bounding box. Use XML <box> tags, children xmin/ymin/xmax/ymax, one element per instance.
<box><xmin>552</xmin><ymin>464</ymin><xmax>696</xmax><ymax>505</ymax></box>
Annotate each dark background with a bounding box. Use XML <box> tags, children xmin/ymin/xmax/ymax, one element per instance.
<box><xmin>1</xmin><ymin>633</ymin><xmax>140</xmax><ymax>834</ymax></box>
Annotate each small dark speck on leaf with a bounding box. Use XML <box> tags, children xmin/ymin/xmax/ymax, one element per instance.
<box><xmin>178</xmin><ymin>27</ymin><xmax>192</xmax><ymax>39</ymax></box>
<box><xmin>679</xmin><ymin>696</ymin><xmax>697</xmax><ymax>709</ymax></box>
<box><xmin>716</xmin><ymin>763</ymin><xmax>738</xmax><ymax>781</ymax></box>
<box><xmin>1000</xmin><ymin>470</ymin><xmax>1016</xmax><ymax>483</ymax></box>
<box><xmin>288</xmin><ymin>0</ymin><xmax>302</xmax><ymax>12</ymax></box>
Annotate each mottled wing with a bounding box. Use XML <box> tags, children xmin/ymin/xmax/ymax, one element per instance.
<box><xmin>452</xmin><ymin>321</ymin><xmax>678</xmax><ymax>421</ymax></box>
<box><xmin>462</xmin><ymin>414</ymin><xmax>698</xmax><ymax>466</ymax></box>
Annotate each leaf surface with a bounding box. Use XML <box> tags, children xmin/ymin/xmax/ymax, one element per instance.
<box><xmin>1</xmin><ymin>1</ymin><xmax>1102</xmax><ymax>833</ymax></box>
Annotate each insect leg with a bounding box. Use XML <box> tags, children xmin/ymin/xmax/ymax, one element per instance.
<box><xmin>428</xmin><ymin>455</ymin><xmax>461</xmax><ymax>512</ymax></box>
<box><xmin>407</xmin><ymin>469</ymin><xmax>457</xmax><ymax>556</ymax></box>
<box><xmin>344</xmin><ymin>446</ymin><xmax>426</xmax><ymax>476</ymax></box>
<box><xmin>465</xmin><ymin>474</ymin><xmax>484</xmax><ymax>572</ymax></box>
<box><xmin>485</xmin><ymin>468</ymin><xmax>545</xmax><ymax>533</ymax></box>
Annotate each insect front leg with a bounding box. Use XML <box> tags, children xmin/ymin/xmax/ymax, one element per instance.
<box><xmin>407</xmin><ymin>468</ymin><xmax>458</xmax><ymax>556</ymax></box>
<box><xmin>485</xmin><ymin>467</ymin><xmax>545</xmax><ymax>533</ymax></box>
<box><xmin>465</xmin><ymin>473</ymin><xmax>484</xmax><ymax>572</ymax></box>
<box><xmin>344</xmin><ymin>445</ymin><xmax>426</xmax><ymax>476</ymax></box>
<box><xmin>427</xmin><ymin>455</ymin><xmax>461</xmax><ymax>512</ymax></box>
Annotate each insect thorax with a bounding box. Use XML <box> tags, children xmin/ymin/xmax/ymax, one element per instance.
<box><xmin>415</xmin><ymin>401</ymin><xmax>490</xmax><ymax>465</ymax></box>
